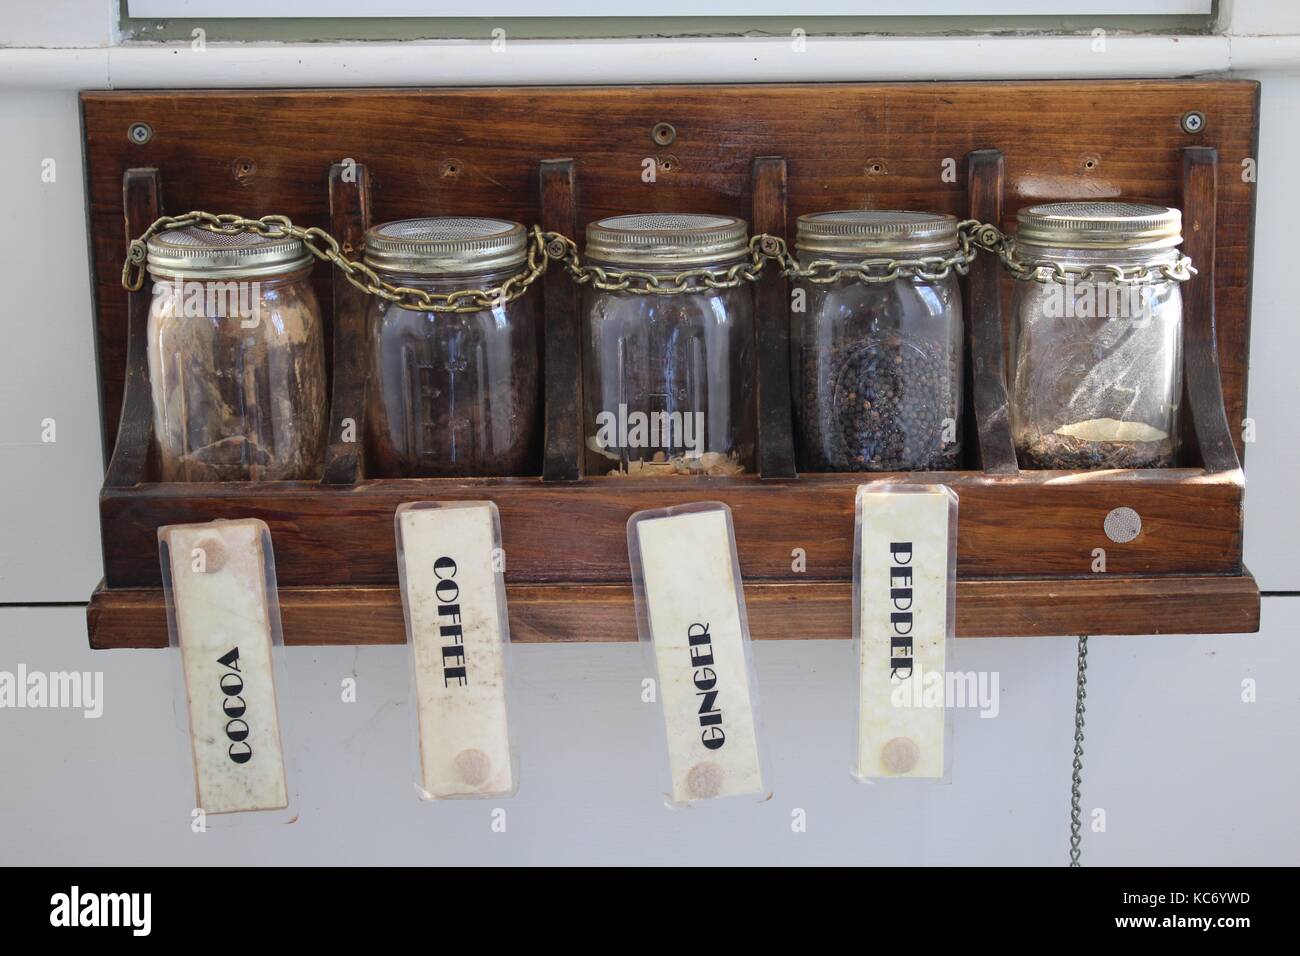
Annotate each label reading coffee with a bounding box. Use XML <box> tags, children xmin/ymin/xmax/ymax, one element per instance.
<box><xmin>397</xmin><ymin>503</ymin><xmax>513</xmax><ymax>799</ymax></box>
<box><xmin>163</xmin><ymin>519</ymin><xmax>289</xmax><ymax>814</ymax></box>
<box><xmin>635</xmin><ymin>508</ymin><xmax>763</xmax><ymax>803</ymax></box>
<box><xmin>855</xmin><ymin>485</ymin><xmax>954</xmax><ymax>780</ymax></box>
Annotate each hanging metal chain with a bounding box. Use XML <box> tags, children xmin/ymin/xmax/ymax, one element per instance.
<box><xmin>774</xmin><ymin>218</ymin><xmax>987</xmax><ymax>284</ymax></box>
<box><xmin>1070</xmin><ymin>635</ymin><xmax>1089</xmax><ymax>868</ymax></box>
<box><xmin>540</xmin><ymin>232</ymin><xmax>781</xmax><ymax>295</ymax></box>
<box><xmin>122</xmin><ymin>211</ymin><xmax>552</xmax><ymax>314</ymax></box>
<box><xmin>966</xmin><ymin>223</ymin><xmax>1197</xmax><ymax>286</ymax></box>
<box><xmin>124</xmin><ymin>212</ymin><xmax>1195</xmax><ymax>306</ymax></box>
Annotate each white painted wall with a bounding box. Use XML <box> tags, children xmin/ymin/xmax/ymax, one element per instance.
<box><xmin>0</xmin><ymin>2</ymin><xmax>1297</xmax><ymax>866</ymax></box>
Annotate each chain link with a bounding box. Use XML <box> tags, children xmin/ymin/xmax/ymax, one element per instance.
<box><xmin>540</xmin><ymin>232</ymin><xmax>777</xmax><ymax>295</ymax></box>
<box><xmin>1070</xmin><ymin>635</ymin><xmax>1089</xmax><ymax>868</ymax></box>
<box><xmin>774</xmin><ymin>218</ymin><xmax>986</xmax><ymax>284</ymax></box>
<box><xmin>123</xmin><ymin>211</ymin><xmax>552</xmax><ymax>314</ymax></box>
<box><xmin>123</xmin><ymin>213</ymin><xmax>1195</xmax><ymax>309</ymax></box>
<box><xmin>968</xmin><ymin>223</ymin><xmax>1197</xmax><ymax>286</ymax></box>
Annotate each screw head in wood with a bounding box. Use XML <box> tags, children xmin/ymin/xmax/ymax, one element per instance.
<box><xmin>1181</xmin><ymin>110</ymin><xmax>1206</xmax><ymax>134</ymax></box>
<box><xmin>128</xmin><ymin>122</ymin><xmax>153</xmax><ymax>145</ymax></box>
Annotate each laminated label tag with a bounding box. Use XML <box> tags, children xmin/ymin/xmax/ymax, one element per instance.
<box><xmin>396</xmin><ymin>502</ymin><xmax>514</xmax><ymax>799</ymax></box>
<box><xmin>631</xmin><ymin>506</ymin><xmax>765</xmax><ymax>804</ymax></box>
<box><xmin>854</xmin><ymin>484</ymin><xmax>957</xmax><ymax>781</ymax></box>
<box><xmin>161</xmin><ymin>519</ymin><xmax>289</xmax><ymax>815</ymax></box>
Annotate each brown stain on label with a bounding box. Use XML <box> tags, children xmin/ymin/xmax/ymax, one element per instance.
<box><xmin>687</xmin><ymin>761</ymin><xmax>724</xmax><ymax>799</ymax></box>
<box><xmin>882</xmin><ymin>736</ymin><xmax>920</xmax><ymax>774</ymax></box>
<box><xmin>454</xmin><ymin>748</ymin><xmax>492</xmax><ymax>787</ymax></box>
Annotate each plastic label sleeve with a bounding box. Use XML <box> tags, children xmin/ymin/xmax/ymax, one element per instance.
<box><xmin>634</xmin><ymin>507</ymin><xmax>764</xmax><ymax>803</ymax></box>
<box><xmin>396</xmin><ymin>502</ymin><xmax>514</xmax><ymax>799</ymax></box>
<box><xmin>162</xmin><ymin>519</ymin><xmax>289</xmax><ymax>814</ymax></box>
<box><xmin>855</xmin><ymin>485</ymin><xmax>956</xmax><ymax>781</ymax></box>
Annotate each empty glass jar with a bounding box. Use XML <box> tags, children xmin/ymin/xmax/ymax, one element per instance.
<box><xmin>365</xmin><ymin>217</ymin><xmax>543</xmax><ymax>478</ymax></box>
<box><xmin>1008</xmin><ymin>202</ymin><xmax>1185</xmax><ymax>470</ymax></box>
<box><xmin>791</xmin><ymin>210</ymin><xmax>964</xmax><ymax>472</ymax></box>
<box><xmin>581</xmin><ymin>213</ymin><xmax>756</xmax><ymax>477</ymax></box>
<box><xmin>146</xmin><ymin>225</ymin><xmax>327</xmax><ymax>482</ymax></box>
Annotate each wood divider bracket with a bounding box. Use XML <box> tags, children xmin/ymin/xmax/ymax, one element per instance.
<box><xmin>103</xmin><ymin>168</ymin><xmax>162</xmax><ymax>489</ymax></box>
<box><xmin>1179</xmin><ymin>146</ymin><xmax>1243</xmax><ymax>475</ymax></box>
<box><xmin>540</xmin><ymin>158</ymin><xmax>583</xmax><ymax>482</ymax></box>
<box><xmin>321</xmin><ymin>161</ymin><xmax>373</xmax><ymax>486</ymax></box>
<box><xmin>963</xmin><ymin>149</ymin><xmax>1019</xmax><ymax>476</ymax></box>
<box><xmin>751</xmin><ymin>156</ymin><xmax>798</xmax><ymax>480</ymax></box>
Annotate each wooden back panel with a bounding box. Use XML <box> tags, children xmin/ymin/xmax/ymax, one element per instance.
<box><xmin>82</xmin><ymin>81</ymin><xmax>1259</xmax><ymax>464</ymax></box>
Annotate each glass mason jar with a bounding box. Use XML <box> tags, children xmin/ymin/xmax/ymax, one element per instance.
<box><xmin>1008</xmin><ymin>202</ymin><xmax>1185</xmax><ymax>470</ymax></box>
<box><xmin>145</xmin><ymin>225</ymin><xmax>327</xmax><ymax>482</ymax></box>
<box><xmin>581</xmin><ymin>213</ymin><xmax>756</xmax><ymax>477</ymax></box>
<box><xmin>791</xmin><ymin>210</ymin><xmax>964</xmax><ymax>472</ymax></box>
<box><xmin>364</xmin><ymin>217</ymin><xmax>542</xmax><ymax>478</ymax></box>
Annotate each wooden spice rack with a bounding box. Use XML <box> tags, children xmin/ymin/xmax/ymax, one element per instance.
<box><xmin>81</xmin><ymin>81</ymin><xmax>1261</xmax><ymax>648</ymax></box>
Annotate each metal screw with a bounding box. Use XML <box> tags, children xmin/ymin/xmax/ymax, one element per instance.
<box><xmin>128</xmin><ymin>122</ymin><xmax>153</xmax><ymax>145</ymax></box>
<box><xmin>1181</xmin><ymin>110</ymin><xmax>1206</xmax><ymax>134</ymax></box>
<box><xmin>651</xmin><ymin>122</ymin><xmax>676</xmax><ymax>147</ymax></box>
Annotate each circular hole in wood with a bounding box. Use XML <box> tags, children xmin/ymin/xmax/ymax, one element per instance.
<box><xmin>651</xmin><ymin>122</ymin><xmax>676</xmax><ymax>146</ymax></box>
<box><xmin>866</xmin><ymin>159</ymin><xmax>887</xmax><ymax>176</ymax></box>
<box><xmin>1104</xmin><ymin>506</ymin><xmax>1142</xmax><ymax>544</ymax></box>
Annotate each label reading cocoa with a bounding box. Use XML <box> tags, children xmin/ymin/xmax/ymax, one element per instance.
<box><xmin>163</xmin><ymin>519</ymin><xmax>289</xmax><ymax>814</ymax></box>
<box><xmin>634</xmin><ymin>508</ymin><xmax>764</xmax><ymax>803</ymax></box>
<box><xmin>855</xmin><ymin>486</ymin><xmax>954</xmax><ymax>780</ymax></box>
<box><xmin>397</xmin><ymin>503</ymin><xmax>513</xmax><ymax>799</ymax></box>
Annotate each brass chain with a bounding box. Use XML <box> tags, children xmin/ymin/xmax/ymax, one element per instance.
<box><xmin>123</xmin><ymin>211</ymin><xmax>552</xmax><ymax>314</ymax></box>
<box><xmin>971</xmin><ymin>224</ymin><xmax>1197</xmax><ymax>286</ymax></box>
<box><xmin>541</xmin><ymin>232</ymin><xmax>780</xmax><ymax>295</ymax></box>
<box><xmin>775</xmin><ymin>218</ymin><xmax>986</xmax><ymax>284</ymax></box>
<box><xmin>123</xmin><ymin>213</ymin><xmax>1195</xmax><ymax>308</ymax></box>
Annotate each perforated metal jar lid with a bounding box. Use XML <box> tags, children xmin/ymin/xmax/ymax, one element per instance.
<box><xmin>146</xmin><ymin>224</ymin><xmax>312</xmax><ymax>279</ymax></box>
<box><xmin>1016</xmin><ymin>202</ymin><xmax>1183</xmax><ymax>250</ymax></box>
<box><xmin>364</xmin><ymin>217</ymin><xmax>528</xmax><ymax>276</ymax></box>
<box><xmin>584</xmin><ymin>213</ymin><xmax>749</xmax><ymax>267</ymax></box>
<box><xmin>796</xmin><ymin>209</ymin><xmax>960</xmax><ymax>257</ymax></box>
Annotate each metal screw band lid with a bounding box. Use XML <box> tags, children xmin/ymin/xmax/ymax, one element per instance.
<box><xmin>364</xmin><ymin>217</ymin><xmax>528</xmax><ymax>276</ymax></box>
<box><xmin>584</xmin><ymin>213</ymin><xmax>749</xmax><ymax>267</ymax></box>
<box><xmin>1016</xmin><ymin>202</ymin><xmax>1183</xmax><ymax>250</ymax></box>
<box><xmin>146</xmin><ymin>224</ymin><xmax>312</xmax><ymax>279</ymax></box>
<box><xmin>796</xmin><ymin>209</ymin><xmax>960</xmax><ymax>257</ymax></box>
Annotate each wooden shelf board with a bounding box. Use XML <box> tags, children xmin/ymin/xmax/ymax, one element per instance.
<box><xmin>87</xmin><ymin>571</ymin><xmax>1260</xmax><ymax>649</ymax></box>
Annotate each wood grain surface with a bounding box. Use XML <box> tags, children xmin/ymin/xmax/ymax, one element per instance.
<box><xmin>88</xmin><ymin>571</ymin><xmax>1261</xmax><ymax>649</ymax></box>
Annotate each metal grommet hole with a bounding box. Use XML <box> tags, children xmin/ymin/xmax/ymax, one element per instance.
<box><xmin>1104</xmin><ymin>506</ymin><xmax>1142</xmax><ymax>544</ymax></box>
<box><xmin>128</xmin><ymin>122</ymin><xmax>153</xmax><ymax>145</ymax></box>
<box><xmin>651</xmin><ymin>122</ymin><xmax>676</xmax><ymax>147</ymax></box>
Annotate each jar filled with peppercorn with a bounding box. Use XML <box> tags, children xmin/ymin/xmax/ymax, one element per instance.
<box><xmin>581</xmin><ymin>213</ymin><xmax>756</xmax><ymax>477</ymax></box>
<box><xmin>1007</xmin><ymin>202</ymin><xmax>1187</xmax><ymax>470</ymax></box>
<box><xmin>364</xmin><ymin>217</ymin><xmax>543</xmax><ymax>478</ymax></box>
<box><xmin>790</xmin><ymin>210</ymin><xmax>965</xmax><ymax>472</ymax></box>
